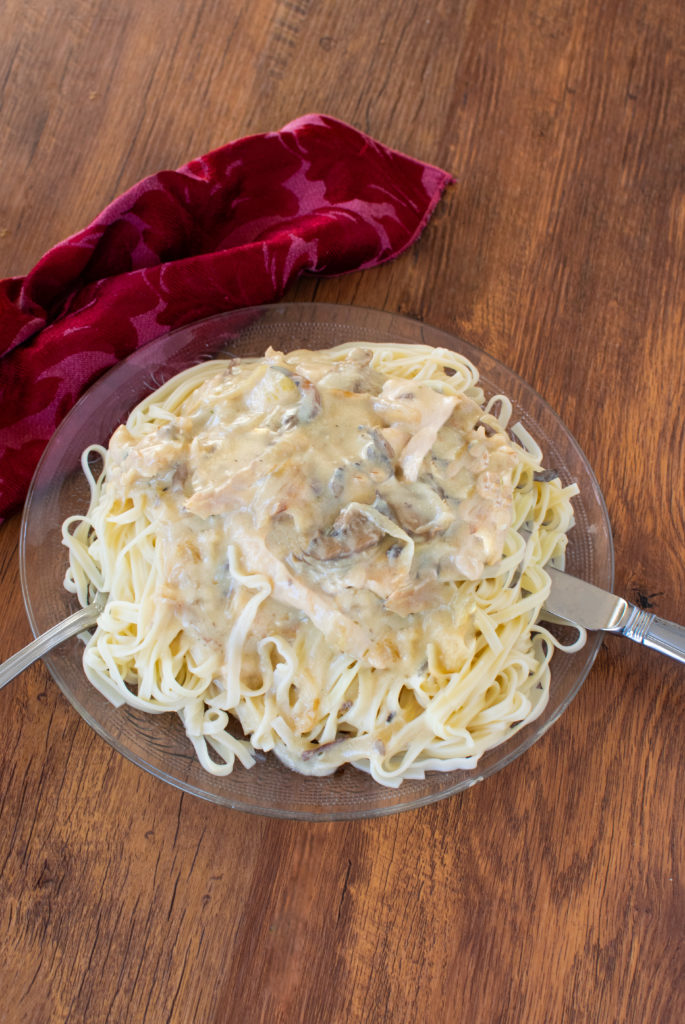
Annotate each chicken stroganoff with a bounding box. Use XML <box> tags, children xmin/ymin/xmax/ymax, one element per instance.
<box><xmin>63</xmin><ymin>342</ymin><xmax>583</xmax><ymax>786</ymax></box>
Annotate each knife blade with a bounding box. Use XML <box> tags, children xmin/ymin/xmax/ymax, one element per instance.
<box><xmin>544</xmin><ymin>566</ymin><xmax>628</xmax><ymax>630</ymax></box>
<box><xmin>542</xmin><ymin>565</ymin><xmax>685</xmax><ymax>664</ymax></box>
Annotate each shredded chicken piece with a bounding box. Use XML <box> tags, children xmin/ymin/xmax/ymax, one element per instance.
<box><xmin>396</xmin><ymin>393</ymin><xmax>458</xmax><ymax>481</ymax></box>
<box><xmin>385</xmin><ymin>579</ymin><xmax>446</xmax><ymax>617</ymax></box>
<box><xmin>229</xmin><ymin>519</ymin><xmax>391</xmax><ymax>668</ymax></box>
<box><xmin>374</xmin><ymin>382</ymin><xmax>458</xmax><ymax>481</ymax></box>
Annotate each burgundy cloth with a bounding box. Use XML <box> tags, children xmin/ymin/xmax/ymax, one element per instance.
<box><xmin>0</xmin><ymin>113</ymin><xmax>453</xmax><ymax>520</ymax></box>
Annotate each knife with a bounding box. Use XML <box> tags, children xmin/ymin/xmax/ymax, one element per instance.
<box><xmin>543</xmin><ymin>566</ymin><xmax>685</xmax><ymax>664</ymax></box>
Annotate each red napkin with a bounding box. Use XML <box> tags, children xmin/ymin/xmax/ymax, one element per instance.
<box><xmin>0</xmin><ymin>113</ymin><xmax>453</xmax><ymax>520</ymax></box>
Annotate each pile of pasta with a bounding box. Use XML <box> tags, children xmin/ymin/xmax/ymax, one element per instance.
<box><xmin>63</xmin><ymin>342</ymin><xmax>583</xmax><ymax>786</ymax></box>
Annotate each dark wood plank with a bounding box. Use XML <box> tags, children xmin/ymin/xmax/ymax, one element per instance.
<box><xmin>1</xmin><ymin>1</ymin><xmax>683</xmax><ymax>1022</ymax></box>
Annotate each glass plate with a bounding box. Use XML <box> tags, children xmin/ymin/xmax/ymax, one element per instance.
<box><xmin>20</xmin><ymin>303</ymin><xmax>613</xmax><ymax>819</ymax></box>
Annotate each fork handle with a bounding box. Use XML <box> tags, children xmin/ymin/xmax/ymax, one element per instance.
<box><xmin>0</xmin><ymin>605</ymin><xmax>100</xmax><ymax>689</ymax></box>
<box><xmin>621</xmin><ymin>607</ymin><xmax>685</xmax><ymax>664</ymax></box>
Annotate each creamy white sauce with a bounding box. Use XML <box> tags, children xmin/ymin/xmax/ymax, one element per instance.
<box><xmin>106</xmin><ymin>346</ymin><xmax>518</xmax><ymax>681</ymax></box>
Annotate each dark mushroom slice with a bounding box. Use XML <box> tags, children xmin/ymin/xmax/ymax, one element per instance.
<box><xmin>380</xmin><ymin>478</ymin><xmax>454</xmax><ymax>538</ymax></box>
<box><xmin>359</xmin><ymin>426</ymin><xmax>395</xmax><ymax>480</ymax></box>
<box><xmin>305</xmin><ymin>505</ymin><xmax>385</xmax><ymax>561</ymax></box>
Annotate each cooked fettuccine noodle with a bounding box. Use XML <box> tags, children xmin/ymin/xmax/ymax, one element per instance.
<box><xmin>63</xmin><ymin>342</ymin><xmax>584</xmax><ymax>786</ymax></box>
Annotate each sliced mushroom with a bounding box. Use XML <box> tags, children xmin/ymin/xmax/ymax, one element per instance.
<box><xmin>270</xmin><ymin>365</ymin><xmax>322</xmax><ymax>424</ymax></box>
<box><xmin>360</xmin><ymin>426</ymin><xmax>395</xmax><ymax>481</ymax></box>
<box><xmin>380</xmin><ymin>478</ymin><xmax>454</xmax><ymax>539</ymax></box>
<box><xmin>305</xmin><ymin>505</ymin><xmax>384</xmax><ymax>561</ymax></box>
<box><xmin>328</xmin><ymin>466</ymin><xmax>345</xmax><ymax>498</ymax></box>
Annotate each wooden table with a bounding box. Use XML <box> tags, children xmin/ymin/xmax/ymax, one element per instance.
<box><xmin>1</xmin><ymin>2</ymin><xmax>683</xmax><ymax>1021</ymax></box>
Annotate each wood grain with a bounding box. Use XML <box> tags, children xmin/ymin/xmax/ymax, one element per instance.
<box><xmin>1</xmin><ymin>1</ymin><xmax>683</xmax><ymax>1022</ymax></box>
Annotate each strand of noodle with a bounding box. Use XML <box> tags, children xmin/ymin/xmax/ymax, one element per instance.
<box><xmin>315</xmin><ymin>660</ymin><xmax>360</xmax><ymax>744</ymax></box>
<box><xmin>62</xmin><ymin>517</ymin><xmax>104</xmax><ymax>598</ymax></box>
<box><xmin>105</xmin><ymin>504</ymin><xmax>142</xmax><ymax>525</ymax></box>
<box><xmin>127</xmin><ymin>361</ymin><xmax>236</xmax><ymax>421</ymax></box>
<box><xmin>220</xmin><ymin>545</ymin><xmax>272</xmax><ymax>707</ymax></box>
<box><xmin>534</xmin><ymin>620</ymin><xmax>587</xmax><ymax>654</ymax></box>
<box><xmin>241</xmin><ymin>636</ymin><xmax>298</xmax><ymax>748</ymax></box>
<box><xmin>81</xmin><ymin>444</ymin><xmax>107</xmax><ymax>492</ymax></box>
<box><xmin>484</xmin><ymin>394</ymin><xmax>513</xmax><ymax>427</ymax></box>
<box><xmin>473</xmin><ymin>606</ymin><xmax>505</xmax><ymax>653</ymax></box>
<box><xmin>510</xmin><ymin>421</ymin><xmax>543</xmax><ymax>461</ymax></box>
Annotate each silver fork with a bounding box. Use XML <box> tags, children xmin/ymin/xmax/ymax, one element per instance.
<box><xmin>0</xmin><ymin>595</ymin><xmax>105</xmax><ymax>689</ymax></box>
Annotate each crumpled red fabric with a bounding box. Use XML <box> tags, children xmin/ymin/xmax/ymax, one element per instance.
<box><xmin>0</xmin><ymin>113</ymin><xmax>453</xmax><ymax>520</ymax></box>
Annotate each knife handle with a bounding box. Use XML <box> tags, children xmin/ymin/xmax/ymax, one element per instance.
<box><xmin>621</xmin><ymin>607</ymin><xmax>685</xmax><ymax>665</ymax></box>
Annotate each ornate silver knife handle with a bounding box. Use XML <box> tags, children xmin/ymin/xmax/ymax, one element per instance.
<box><xmin>613</xmin><ymin>605</ymin><xmax>685</xmax><ymax>663</ymax></box>
<box><xmin>540</xmin><ymin>561</ymin><xmax>685</xmax><ymax>666</ymax></box>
